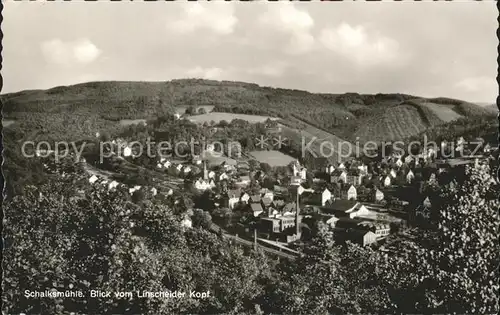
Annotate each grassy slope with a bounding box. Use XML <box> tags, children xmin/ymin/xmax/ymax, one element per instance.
<box><xmin>2</xmin><ymin>79</ymin><xmax>494</xmax><ymax>144</ymax></box>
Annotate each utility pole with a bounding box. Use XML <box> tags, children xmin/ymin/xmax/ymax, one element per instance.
<box><xmin>254</xmin><ymin>228</ymin><xmax>257</xmax><ymax>250</ymax></box>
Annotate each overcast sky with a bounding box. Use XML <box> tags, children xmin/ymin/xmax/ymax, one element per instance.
<box><xmin>2</xmin><ymin>1</ymin><xmax>497</xmax><ymax>103</ymax></box>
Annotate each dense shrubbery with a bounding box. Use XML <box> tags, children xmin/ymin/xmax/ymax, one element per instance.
<box><xmin>3</xmin><ymin>164</ymin><xmax>498</xmax><ymax>314</ymax></box>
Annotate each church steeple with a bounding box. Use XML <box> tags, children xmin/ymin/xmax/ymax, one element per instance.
<box><xmin>295</xmin><ymin>188</ymin><xmax>301</xmax><ymax>237</ymax></box>
<box><xmin>203</xmin><ymin>161</ymin><xmax>208</xmax><ymax>180</ymax></box>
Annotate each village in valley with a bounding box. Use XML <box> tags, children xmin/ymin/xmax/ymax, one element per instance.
<box><xmin>62</xmin><ymin>113</ymin><xmax>497</xmax><ymax>258</ymax></box>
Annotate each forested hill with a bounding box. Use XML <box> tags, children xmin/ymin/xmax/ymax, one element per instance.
<box><xmin>2</xmin><ymin>79</ymin><xmax>496</xmax><ymax>142</ymax></box>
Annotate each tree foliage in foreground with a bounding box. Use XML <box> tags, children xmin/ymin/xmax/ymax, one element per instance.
<box><xmin>382</xmin><ymin>163</ymin><xmax>499</xmax><ymax>314</ymax></box>
<box><xmin>2</xmin><ymin>176</ymin><xmax>272</xmax><ymax>315</ymax></box>
<box><xmin>3</xmin><ymin>163</ymin><xmax>499</xmax><ymax>314</ymax></box>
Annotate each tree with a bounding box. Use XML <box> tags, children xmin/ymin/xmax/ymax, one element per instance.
<box><xmin>219</xmin><ymin>120</ymin><xmax>229</xmax><ymax>127</ymax></box>
<box><xmin>212</xmin><ymin>207</ymin><xmax>233</xmax><ymax>228</ymax></box>
<box><xmin>266</xmin><ymin>226</ymin><xmax>391</xmax><ymax>314</ymax></box>
<box><xmin>259</xmin><ymin>162</ymin><xmax>272</xmax><ymax>174</ymax></box>
<box><xmin>382</xmin><ymin>163</ymin><xmax>499</xmax><ymax>314</ymax></box>
<box><xmin>185</xmin><ymin>106</ymin><xmax>196</xmax><ymax>115</ymax></box>
<box><xmin>3</xmin><ymin>172</ymin><xmax>275</xmax><ymax>314</ymax></box>
<box><xmin>192</xmin><ymin>209</ymin><xmax>213</xmax><ymax>230</ymax></box>
<box><xmin>197</xmin><ymin>107</ymin><xmax>207</xmax><ymax>115</ymax></box>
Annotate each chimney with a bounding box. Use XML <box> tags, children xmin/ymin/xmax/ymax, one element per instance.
<box><xmin>295</xmin><ymin>189</ymin><xmax>301</xmax><ymax>237</ymax></box>
<box><xmin>254</xmin><ymin>229</ymin><xmax>257</xmax><ymax>250</ymax></box>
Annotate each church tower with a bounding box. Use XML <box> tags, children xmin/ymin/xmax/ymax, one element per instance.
<box><xmin>203</xmin><ymin>161</ymin><xmax>208</xmax><ymax>181</ymax></box>
<box><xmin>295</xmin><ymin>188</ymin><xmax>301</xmax><ymax>237</ymax></box>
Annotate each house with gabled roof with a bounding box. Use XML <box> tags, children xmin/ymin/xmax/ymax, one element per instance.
<box><xmin>340</xmin><ymin>184</ymin><xmax>357</xmax><ymax>200</ymax></box>
<box><xmin>346</xmin><ymin>169</ymin><xmax>362</xmax><ymax>186</ymax></box>
<box><xmin>383</xmin><ymin>175</ymin><xmax>391</xmax><ymax>187</ymax></box>
<box><xmin>249</xmin><ymin>195</ymin><xmax>261</xmax><ymax>204</ymax></box>
<box><xmin>89</xmin><ymin>175</ymin><xmax>99</xmax><ymax>184</ymax></box>
<box><xmin>271</xmin><ymin>199</ymin><xmax>285</xmax><ymax>210</ymax></box>
<box><xmin>331</xmin><ymin>170</ymin><xmax>347</xmax><ymax>184</ymax></box>
<box><xmin>326</xmin><ymin>164</ymin><xmax>336</xmax><ymax>174</ymax></box>
<box><xmin>406</xmin><ymin>170</ymin><xmax>415</xmax><ymax>184</ymax></box>
<box><xmin>373</xmin><ymin>188</ymin><xmax>384</xmax><ymax>202</ymax></box>
<box><xmin>250</xmin><ymin>203</ymin><xmax>264</xmax><ymax>217</ymax></box>
<box><xmin>395</xmin><ymin>158</ymin><xmax>403</xmax><ymax>168</ymax></box>
<box><xmin>232</xmin><ymin>192</ymin><xmax>247</xmax><ymax>204</ymax></box>
<box><xmin>226</xmin><ymin>189</ymin><xmax>242</xmax><ymax>209</ymax></box>
<box><xmin>261</xmin><ymin>197</ymin><xmax>273</xmax><ymax>209</ymax></box>
<box><xmin>320</xmin><ymin>200</ymin><xmax>369</xmax><ymax>219</ymax></box>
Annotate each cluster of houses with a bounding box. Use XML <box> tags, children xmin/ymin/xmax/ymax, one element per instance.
<box><xmin>87</xmin><ymin>173</ymin><xmax>171</xmax><ymax>198</ymax></box>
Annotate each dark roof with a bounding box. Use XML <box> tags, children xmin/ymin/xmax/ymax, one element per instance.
<box><xmin>347</xmin><ymin>169</ymin><xmax>360</xmax><ymax>176</ymax></box>
<box><xmin>261</xmin><ymin>197</ymin><xmax>273</xmax><ymax>206</ymax></box>
<box><xmin>250</xmin><ymin>195</ymin><xmax>261</xmax><ymax>203</ymax></box>
<box><xmin>227</xmin><ymin>189</ymin><xmax>241</xmax><ymax>198</ymax></box>
<box><xmin>272</xmin><ymin>200</ymin><xmax>286</xmax><ymax>208</ymax></box>
<box><xmin>250</xmin><ymin>203</ymin><xmax>264</xmax><ymax>212</ymax></box>
<box><xmin>283</xmin><ymin>202</ymin><xmax>297</xmax><ymax>212</ymax></box>
<box><xmin>331</xmin><ymin>169</ymin><xmax>345</xmax><ymax>176</ymax></box>
<box><xmin>321</xmin><ymin>200</ymin><xmax>358</xmax><ymax>213</ymax></box>
<box><xmin>341</xmin><ymin>184</ymin><xmax>356</xmax><ymax>192</ymax></box>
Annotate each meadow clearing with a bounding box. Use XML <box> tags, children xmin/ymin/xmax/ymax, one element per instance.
<box><xmin>188</xmin><ymin>112</ymin><xmax>279</xmax><ymax>124</ymax></box>
<box><xmin>250</xmin><ymin>150</ymin><xmax>296</xmax><ymax>167</ymax></box>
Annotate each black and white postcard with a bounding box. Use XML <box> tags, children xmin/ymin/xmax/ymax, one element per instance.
<box><xmin>1</xmin><ymin>1</ymin><xmax>499</xmax><ymax>314</ymax></box>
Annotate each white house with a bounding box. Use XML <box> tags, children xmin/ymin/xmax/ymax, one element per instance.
<box><xmin>183</xmin><ymin>166</ymin><xmax>192</xmax><ymax>173</ymax></box>
<box><xmin>181</xmin><ymin>216</ymin><xmax>192</xmax><ymax>229</ymax></box>
<box><xmin>176</xmin><ymin>164</ymin><xmax>183</xmax><ymax>172</ymax></box>
<box><xmin>219</xmin><ymin>173</ymin><xmax>229</xmax><ymax>181</ymax></box>
<box><xmin>157</xmin><ymin>163</ymin><xmax>163</xmax><ymax>169</ymax></box>
<box><xmin>383</xmin><ymin>176</ymin><xmax>391</xmax><ymax>187</ymax></box>
<box><xmin>427</xmin><ymin>147</ymin><xmax>436</xmax><ymax>158</ymax></box>
<box><xmin>357</xmin><ymin>164</ymin><xmax>368</xmax><ymax>175</ymax></box>
<box><xmin>89</xmin><ymin>175</ymin><xmax>99</xmax><ymax>184</ymax></box>
<box><xmin>374</xmin><ymin>189</ymin><xmax>384</xmax><ymax>202</ymax></box>
<box><xmin>326</xmin><ymin>165</ymin><xmax>335</xmax><ymax>174</ymax></box>
<box><xmin>194</xmin><ymin>179</ymin><xmax>211</xmax><ymax>191</ymax></box>
<box><xmin>123</xmin><ymin>146</ymin><xmax>132</xmax><ymax>157</ymax></box>
<box><xmin>163</xmin><ymin>161</ymin><xmax>172</xmax><ymax>168</ymax></box>
<box><xmin>151</xmin><ymin>187</ymin><xmax>157</xmax><ymax>196</ymax></box>
<box><xmin>341</xmin><ymin>185</ymin><xmax>357</xmax><ymax>200</ymax></box>
<box><xmin>423</xmin><ymin>196</ymin><xmax>432</xmax><ymax>208</ymax></box>
<box><xmin>174</xmin><ymin>113</ymin><xmax>181</xmax><ymax>120</ymax></box>
<box><xmin>209</xmin><ymin>179</ymin><xmax>216</xmax><ymax>189</ymax></box>
<box><xmin>299</xmin><ymin>168</ymin><xmax>307</xmax><ymax>180</ymax></box>
<box><xmin>406</xmin><ymin>170</ymin><xmax>415</xmax><ymax>184</ymax></box>
<box><xmin>349</xmin><ymin>203</ymin><xmax>369</xmax><ymax>218</ymax></box>
<box><xmin>108</xmin><ymin>180</ymin><xmax>119</xmax><ymax>190</ymax></box>
<box><xmin>241</xmin><ymin>193</ymin><xmax>250</xmax><ymax>204</ymax></box>
<box><xmin>321</xmin><ymin>188</ymin><xmax>332</xmax><ymax>206</ymax></box>
<box><xmin>390</xmin><ymin>169</ymin><xmax>397</xmax><ymax>178</ymax></box>
<box><xmin>166</xmin><ymin>189</ymin><xmax>173</xmax><ymax>196</ymax></box>
<box><xmin>262</xmin><ymin>191</ymin><xmax>274</xmax><ymax>202</ymax></box>
<box><xmin>206</xmin><ymin>143</ymin><xmax>215</xmax><ymax>152</ymax></box>
<box><xmin>208</xmin><ymin>171</ymin><xmax>216</xmax><ymax>179</ymax></box>
<box><xmin>331</xmin><ymin>170</ymin><xmax>347</xmax><ymax>184</ymax></box>
<box><xmin>395</xmin><ymin>159</ymin><xmax>403</xmax><ymax>168</ymax></box>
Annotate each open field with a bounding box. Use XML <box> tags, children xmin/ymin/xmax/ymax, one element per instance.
<box><xmin>419</xmin><ymin>102</ymin><xmax>463</xmax><ymax>122</ymax></box>
<box><xmin>119</xmin><ymin>119</ymin><xmax>147</xmax><ymax>126</ymax></box>
<box><xmin>3</xmin><ymin>119</ymin><xmax>16</xmax><ymax>127</ymax></box>
<box><xmin>188</xmin><ymin>112</ymin><xmax>278</xmax><ymax>124</ymax></box>
<box><xmin>354</xmin><ymin>105</ymin><xmax>430</xmax><ymax>143</ymax></box>
<box><xmin>250</xmin><ymin>150</ymin><xmax>297</xmax><ymax>167</ymax></box>
<box><xmin>204</xmin><ymin>151</ymin><xmax>238</xmax><ymax>167</ymax></box>
<box><xmin>279</xmin><ymin>118</ymin><xmax>358</xmax><ymax>163</ymax></box>
<box><xmin>176</xmin><ymin>105</ymin><xmax>215</xmax><ymax>114</ymax></box>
